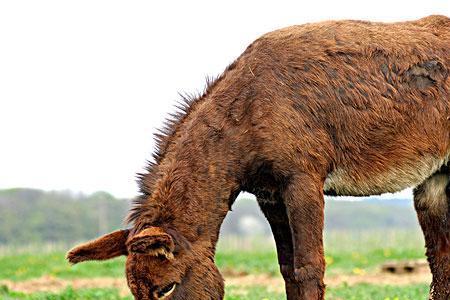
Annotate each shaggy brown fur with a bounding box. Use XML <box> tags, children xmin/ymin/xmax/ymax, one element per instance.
<box><xmin>67</xmin><ymin>15</ymin><xmax>450</xmax><ymax>299</ymax></box>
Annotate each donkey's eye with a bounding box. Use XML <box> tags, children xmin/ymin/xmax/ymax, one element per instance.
<box><xmin>156</xmin><ymin>282</ymin><xmax>177</xmax><ymax>299</ymax></box>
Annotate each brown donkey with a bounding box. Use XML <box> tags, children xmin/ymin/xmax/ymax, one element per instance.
<box><xmin>67</xmin><ymin>15</ymin><xmax>450</xmax><ymax>299</ymax></box>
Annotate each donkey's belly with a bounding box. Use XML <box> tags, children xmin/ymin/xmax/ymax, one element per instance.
<box><xmin>323</xmin><ymin>154</ymin><xmax>449</xmax><ymax>196</ymax></box>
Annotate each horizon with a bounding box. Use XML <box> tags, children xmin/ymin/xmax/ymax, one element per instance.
<box><xmin>0</xmin><ymin>186</ymin><xmax>413</xmax><ymax>202</ymax></box>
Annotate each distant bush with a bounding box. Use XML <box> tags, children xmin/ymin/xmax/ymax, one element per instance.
<box><xmin>0</xmin><ymin>188</ymin><xmax>129</xmax><ymax>245</ymax></box>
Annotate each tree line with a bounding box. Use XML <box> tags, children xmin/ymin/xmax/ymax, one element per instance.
<box><xmin>0</xmin><ymin>188</ymin><xmax>420</xmax><ymax>245</ymax></box>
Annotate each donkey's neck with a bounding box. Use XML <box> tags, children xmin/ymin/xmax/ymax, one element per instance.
<box><xmin>131</xmin><ymin>51</ymin><xmax>259</xmax><ymax>245</ymax></box>
<box><xmin>133</xmin><ymin>95</ymin><xmax>255</xmax><ymax>245</ymax></box>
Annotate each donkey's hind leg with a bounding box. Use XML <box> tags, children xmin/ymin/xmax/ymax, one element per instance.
<box><xmin>414</xmin><ymin>171</ymin><xmax>450</xmax><ymax>300</ymax></box>
<box><xmin>258</xmin><ymin>197</ymin><xmax>301</xmax><ymax>300</ymax></box>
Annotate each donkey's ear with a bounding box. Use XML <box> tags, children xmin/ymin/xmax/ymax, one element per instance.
<box><xmin>126</xmin><ymin>227</ymin><xmax>175</xmax><ymax>259</ymax></box>
<box><xmin>66</xmin><ymin>229</ymin><xmax>130</xmax><ymax>264</ymax></box>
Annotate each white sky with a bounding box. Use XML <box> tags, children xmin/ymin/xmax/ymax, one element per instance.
<box><xmin>0</xmin><ymin>1</ymin><xmax>448</xmax><ymax>198</ymax></box>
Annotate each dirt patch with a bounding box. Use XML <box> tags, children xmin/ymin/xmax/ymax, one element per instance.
<box><xmin>0</xmin><ymin>276</ymin><xmax>130</xmax><ymax>296</ymax></box>
<box><xmin>326</xmin><ymin>270</ymin><xmax>431</xmax><ymax>286</ymax></box>
<box><xmin>0</xmin><ymin>269</ymin><xmax>432</xmax><ymax>295</ymax></box>
<box><xmin>225</xmin><ymin>274</ymin><xmax>285</xmax><ymax>292</ymax></box>
<box><xmin>327</xmin><ymin>261</ymin><xmax>431</xmax><ymax>286</ymax></box>
<box><xmin>226</xmin><ymin>268</ymin><xmax>432</xmax><ymax>293</ymax></box>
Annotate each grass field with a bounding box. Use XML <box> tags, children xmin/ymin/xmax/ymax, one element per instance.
<box><xmin>0</xmin><ymin>230</ymin><xmax>431</xmax><ymax>299</ymax></box>
<box><xmin>0</xmin><ymin>284</ymin><xmax>431</xmax><ymax>300</ymax></box>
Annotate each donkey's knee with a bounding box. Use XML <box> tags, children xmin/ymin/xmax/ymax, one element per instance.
<box><xmin>280</xmin><ymin>263</ymin><xmax>325</xmax><ymax>300</ymax></box>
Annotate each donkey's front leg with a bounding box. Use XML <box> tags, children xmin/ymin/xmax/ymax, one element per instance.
<box><xmin>283</xmin><ymin>173</ymin><xmax>326</xmax><ymax>300</ymax></box>
<box><xmin>258</xmin><ymin>198</ymin><xmax>301</xmax><ymax>299</ymax></box>
<box><xmin>414</xmin><ymin>172</ymin><xmax>450</xmax><ymax>300</ymax></box>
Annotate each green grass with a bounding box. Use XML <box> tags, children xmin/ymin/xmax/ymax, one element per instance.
<box><xmin>0</xmin><ymin>283</ymin><xmax>430</xmax><ymax>300</ymax></box>
<box><xmin>0</xmin><ymin>231</ymin><xmax>429</xmax><ymax>298</ymax></box>
<box><xmin>327</xmin><ymin>283</ymin><xmax>430</xmax><ymax>300</ymax></box>
<box><xmin>0</xmin><ymin>246</ymin><xmax>425</xmax><ymax>281</ymax></box>
<box><xmin>0</xmin><ymin>232</ymin><xmax>426</xmax><ymax>281</ymax></box>
<box><xmin>226</xmin><ymin>283</ymin><xmax>430</xmax><ymax>300</ymax></box>
<box><xmin>0</xmin><ymin>285</ymin><xmax>131</xmax><ymax>300</ymax></box>
<box><xmin>0</xmin><ymin>252</ymin><xmax>126</xmax><ymax>281</ymax></box>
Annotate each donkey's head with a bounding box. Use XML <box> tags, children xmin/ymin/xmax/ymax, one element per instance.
<box><xmin>66</xmin><ymin>227</ymin><xmax>224</xmax><ymax>299</ymax></box>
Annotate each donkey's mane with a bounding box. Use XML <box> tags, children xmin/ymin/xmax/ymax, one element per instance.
<box><xmin>126</xmin><ymin>62</ymin><xmax>237</xmax><ymax>224</ymax></box>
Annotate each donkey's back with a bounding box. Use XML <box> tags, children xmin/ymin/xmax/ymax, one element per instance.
<box><xmin>234</xmin><ymin>15</ymin><xmax>450</xmax><ymax>197</ymax></box>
